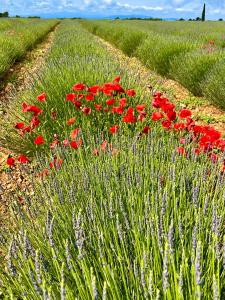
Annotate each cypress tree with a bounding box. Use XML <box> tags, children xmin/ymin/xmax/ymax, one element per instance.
<box><xmin>202</xmin><ymin>3</ymin><xmax>206</xmax><ymax>21</ymax></box>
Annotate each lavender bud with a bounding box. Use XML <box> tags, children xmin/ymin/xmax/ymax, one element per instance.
<box><xmin>162</xmin><ymin>245</ymin><xmax>169</xmax><ymax>291</ymax></box>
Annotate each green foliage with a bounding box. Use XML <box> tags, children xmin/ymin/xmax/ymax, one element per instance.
<box><xmin>0</xmin><ymin>19</ymin><xmax>58</xmax><ymax>77</ymax></box>
<box><xmin>170</xmin><ymin>50</ymin><xmax>224</xmax><ymax>96</ymax></box>
<box><xmin>136</xmin><ymin>34</ymin><xmax>196</xmax><ymax>76</ymax></box>
<box><xmin>203</xmin><ymin>59</ymin><xmax>225</xmax><ymax>108</ymax></box>
<box><xmin>202</xmin><ymin>3</ymin><xmax>206</xmax><ymax>22</ymax></box>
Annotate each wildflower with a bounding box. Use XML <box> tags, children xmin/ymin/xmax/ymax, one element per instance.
<box><xmin>109</xmin><ymin>125</ymin><xmax>119</xmax><ymax>134</ymax></box>
<box><xmin>67</xmin><ymin>117</ymin><xmax>76</xmax><ymax>125</ymax></box>
<box><xmin>22</xmin><ymin>103</ymin><xmax>43</xmax><ymax>116</ymax></box>
<box><xmin>17</xmin><ymin>155</ymin><xmax>29</xmax><ymax>164</ymax></box>
<box><xmin>30</xmin><ymin>117</ymin><xmax>40</xmax><ymax>129</ymax></box>
<box><xmin>106</xmin><ymin>98</ymin><xmax>115</xmax><ymax>106</ymax></box>
<box><xmin>161</xmin><ymin>102</ymin><xmax>175</xmax><ymax>112</ymax></box>
<box><xmin>51</xmin><ymin>112</ymin><xmax>57</xmax><ymax>119</ymax></box>
<box><xmin>15</xmin><ymin>122</ymin><xmax>24</xmax><ymax>129</ymax></box>
<box><xmin>142</xmin><ymin>126</ymin><xmax>150</xmax><ymax>134</ymax></box>
<box><xmin>126</xmin><ymin>89</ymin><xmax>136</xmax><ymax>97</ymax></box>
<box><xmin>113</xmin><ymin>76</ymin><xmax>121</xmax><ymax>83</ymax></box>
<box><xmin>73</xmin><ymin>100</ymin><xmax>82</xmax><ymax>109</ymax></box>
<box><xmin>166</xmin><ymin>110</ymin><xmax>176</xmax><ymax>121</ymax></box>
<box><xmin>6</xmin><ymin>156</ymin><xmax>15</xmax><ymax>167</ymax></box>
<box><xmin>177</xmin><ymin>147</ymin><xmax>186</xmax><ymax>155</ymax></box>
<box><xmin>94</xmin><ymin>104</ymin><xmax>102</xmax><ymax>111</ymax></box>
<box><xmin>72</xmin><ymin>83</ymin><xmax>86</xmax><ymax>91</ymax></box>
<box><xmin>93</xmin><ymin>148</ymin><xmax>99</xmax><ymax>156</ymax></box>
<box><xmin>136</xmin><ymin>104</ymin><xmax>145</xmax><ymax>112</ymax></box>
<box><xmin>179</xmin><ymin>109</ymin><xmax>192</xmax><ymax>119</ymax></box>
<box><xmin>86</xmin><ymin>94</ymin><xmax>94</xmax><ymax>101</ymax></box>
<box><xmin>122</xmin><ymin>114</ymin><xmax>137</xmax><ymax>123</ymax></box>
<box><xmin>34</xmin><ymin>135</ymin><xmax>45</xmax><ymax>145</ymax></box>
<box><xmin>174</xmin><ymin>123</ymin><xmax>186</xmax><ymax>131</ymax></box>
<box><xmin>66</xmin><ymin>93</ymin><xmax>76</xmax><ymax>101</ymax></box>
<box><xmin>36</xmin><ymin>92</ymin><xmax>46</xmax><ymax>102</ymax></box>
<box><xmin>111</xmin><ymin>106</ymin><xmax>123</xmax><ymax>114</ymax></box>
<box><xmin>82</xmin><ymin>107</ymin><xmax>91</xmax><ymax>115</ymax></box>
<box><xmin>151</xmin><ymin>112</ymin><xmax>164</xmax><ymax>121</ymax></box>
<box><xmin>138</xmin><ymin>111</ymin><xmax>147</xmax><ymax>121</ymax></box>
<box><xmin>87</xmin><ymin>85</ymin><xmax>101</xmax><ymax>94</ymax></box>
<box><xmin>162</xmin><ymin>120</ymin><xmax>171</xmax><ymax>129</ymax></box>
<box><xmin>119</xmin><ymin>98</ymin><xmax>126</xmax><ymax>107</ymax></box>
<box><xmin>70</xmin><ymin>141</ymin><xmax>79</xmax><ymax>149</ymax></box>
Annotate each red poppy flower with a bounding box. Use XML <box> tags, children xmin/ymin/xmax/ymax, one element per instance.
<box><xmin>104</xmin><ymin>108</ymin><xmax>109</xmax><ymax>113</ymax></box>
<box><xmin>111</xmin><ymin>106</ymin><xmax>124</xmax><ymax>114</ymax></box>
<box><xmin>161</xmin><ymin>102</ymin><xmax>175</xmax><ymax>112</ymax></box>
<box><xmin>136</xmin><ymin>104</ymin><xmax>145</xmax><ymax>112</ymax></box>
<box><xmin>94</xmin><ymin>104</ymin><xmax>102</xmax><ymax>111</ymax></box>
<box><xmin>142</xmin><ymin>126</ymin><xmax>150</xmax><ymax>134</ymax></box>
<box><xmin>37</xmin><ymin>92</ymin><xmax>46</xmax><ymax>102</ymax></box>
<box><xmin>67</xmin><ymin>117</ymin><xmax>76</xmax><ymax>125</ymax></box>
<box><xmin>86</xmin><ymin>93</ymin><xmax>94</xmax><ymax>101</ymax></box>
<box><xmin>166</xmin><ymin>110</ymin><xmax>176</xmax><ymax>121</ymax></box>
<box><xmin>122</xmin><ymin>114</ymin><xmax>137</xmax><ymax>123</ymax></box>
<box><xmin>73</xmin><ymin>100</ymin><xmax>82</xmax><ymax>109</ymax></box>
<box><xmin>6</xmin><ymin>156</ymin><xmax>15</xmax><ymax>167</ymax></box>
<box><xmin>162</xmin><ymin>120</ymin><xmax>171</xmax><ymax>129</ymax></box>
<box><xmin>50</xmin><ymin>140</ymin><xmax>60</xmax><ymax>149</ymax></box>
<box><xmin>15</xmin><ymin>122</ymin><xmax>24</xmax><ymax>129</ymax></box>
<box><xmin>66</xmin><ymin>93</ymin><xmax>76</xmax><ymax>101</ymax></box>
<box><xmin>126</xmin><ymin>89</ymin><xmax>136</xmax><ymax>97</ymax></box>
<box><xmin>87</xmin><ymin>85</ymin><xmax>101</xmax><ymax>94</ymax></box>
<box><xmin>210</xmin><ymin>153</ymin><xmax>218</xmax><ymax>163</ymax></box>
<box><xmin>34</xmin><ymin>135</ymin><xmax>45</xmax><ymax>145</ymax></box>
<box><xmin>30</xmin><ymin>117</ymin><xmax>40</xmax><ymax>128</ymax></box>
<box><xmin>119</xmin><ymin>98</ymin><xmax>127</xmax><ymax>107</ymax></box>
<box><xmin>193</xmin><ymin>148</ymin><xmax>201</xmax><ymax>155</ymax></box>
<box><xmin>151</xmin><ymin>112</ymin><xmax>164</xmax><ymax>121</ymax></box>
<box><xmin>106</xmin><ymin>98</ymin><xmax>115</xmax><ymax>106</ymax></box>
<box><xmin>177</xmin><ymin>147</ymin><xmax>186</xmax><ymax>155</ymax></box>
<box><xmin>174</xmin><ymin>123</ymin><xmax>186</xmax><ymax>131</ymax></box>
<box><xmin>109</xmin><ymin>125</ymin><xmax>119</xmax><ymax>134</ymax></box>
<box><xmin>179</xmin><ymin>109</ymin><xmax>192</xmax><ymax>119</ymax></box>
<box><xmin>113</xmin><ymin>76</ymin><xmax>121</xmax><ymax>83</ymax></box>
<box><xmin>22</xmin><ymin>103</ymin><xmax>43</xmax><ymax>116</ymax></box>
<box><xmin>138</xmin><ymin>112</ymin><xmax>147</xmax><ymax>122</ymax></box>
<box><xmin>70</xmin><ymin>141</ymin><xmax>79</xmax><ymax>149</ymax></box>
<box><xmin>72</xmin><ymin>83</ymin><xmax>86</xmax><ymax>91</ymax></box>
<box><xmin>70</xmin><ymin>128</ymin><xmax>80</xmax><ymax>140</ymax></box>
<box><xmin>82</xmin><ymin>106</ymin><xmax>91</xmax><ymax>115</ymax></box>
<box><xmin>180</xmin><ymin>138</ymin><xmax>186</xmax><ymax>145</ymax></box>
<box><xmin>17</xmin><ymin>155</ymin><xmax>29</xmax><ymax>164</ymax></box>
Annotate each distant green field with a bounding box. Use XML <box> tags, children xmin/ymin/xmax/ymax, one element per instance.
<box><xmin>0</xmin><ymin>19</ymin><xmax>58</xmax><ymax>78</ymax></box>
<box><xmin>81</xmin><ymin>20</ymin><xmax>225</xmax><ymax>109</ymax></box>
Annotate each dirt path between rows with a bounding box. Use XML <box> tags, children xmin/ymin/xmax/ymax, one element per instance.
<box><xmin>0</xmin><ymin>25</ymin><xmax>58</xmax><ymax>229</ymax></box>
<box><xmin>96</xmin><ymin>36</ymin><xmax>225</xmax><ymax>133</ymax></box>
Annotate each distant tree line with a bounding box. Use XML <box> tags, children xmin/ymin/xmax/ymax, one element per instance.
<box><xmin>0</xmin><ymin>11</ymin><xmax>9</xmax><ymax>17</ymax></box>
<box><xmin>115</xmin><ymin>17</ymin><xmax>163</xmax><ymax>21</ymax></box>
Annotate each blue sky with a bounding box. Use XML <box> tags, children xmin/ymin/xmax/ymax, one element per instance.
<box><xmin>1</xmin><ymin>0</ymin><xmax>225</xmax><ymax>19</ymax></box>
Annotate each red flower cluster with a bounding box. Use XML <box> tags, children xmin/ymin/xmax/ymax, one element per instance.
<box><xmin>7</xmin><ymin>77</ymin><xmax>225</xmax><ymax>174</ymax></box>
<box><xmin>151</xmin><ymin>92</ymin><xmax>225</xmax><ymax>170</ymax></box>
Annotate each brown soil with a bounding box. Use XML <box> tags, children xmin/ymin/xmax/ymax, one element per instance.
<box><xmin>97</xmin><ymin>37</ymin><xmax>225</xmax><ymax>133</ymax></box>
<box><xmin>0</xmin><ymin>26</ymin><xmax>58</xmax><ymax>228</ymax></box>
